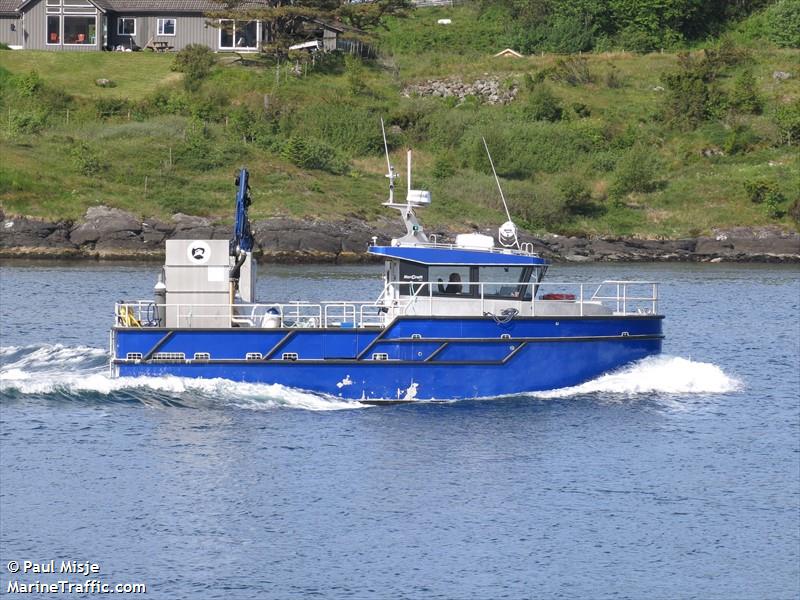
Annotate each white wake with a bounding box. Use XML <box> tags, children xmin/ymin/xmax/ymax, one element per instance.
<box><xmin>531</xmin><ymin>355</ymin><xmax>742</xmax><ymax>398</ymax></box>
<box><xmin>0</xmin><ymin>344</ymin><xmax>359</xmax><ymax>411</ymax></box>
<box><xmin>2</xmin><ymin>345</ymin><xmax>742</xmax><ymax>407</ymax></box>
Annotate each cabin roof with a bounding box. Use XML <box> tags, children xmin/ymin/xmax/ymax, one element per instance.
<box><xmin>369</xmin><ymin>245</ymin><xmax>547</xmax><ymax>266</ymax></box>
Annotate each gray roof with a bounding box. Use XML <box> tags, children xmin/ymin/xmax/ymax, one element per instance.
<box><xmin>103</xmin><ymin>0</ymin><xmax>220</xmax><ymax>11</ymax></box>
<box><xmin>10</xmin><ymin>0</ymin><xmax>261</xmax><ymax>14</ymax></box>
<box><xmin>0</xmin><ymin>0</ymin><xmax>19</xmax><ymax>15</ymax></box>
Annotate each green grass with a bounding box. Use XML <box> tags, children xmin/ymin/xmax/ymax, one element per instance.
<box><xmin>0</xmin><ymin>50</ymin><xmax>177</xmax><ymax>98</ymax></box>
<box><xmin>0</xmin><ymin>6</ymin><xmax>798</xmax><ymax>238</ymax></box>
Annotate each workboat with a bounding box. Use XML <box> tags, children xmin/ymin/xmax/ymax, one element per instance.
<box><xmin>111</xmin><ymin>140</ymin><xmax>664</xmax><ymax>401</ymax></box>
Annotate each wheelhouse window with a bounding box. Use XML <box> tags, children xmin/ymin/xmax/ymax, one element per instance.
<box><xmin>117</xmin><ymin>17</ymin><xmax>135</xmax><ymax>36</ymax></box>
<box><xmin>157</xmin><ymin>18</ymin><xmax>176</xmax><ymax>36</ymax></box>
<box><xmin>479</xmin><ymin>266</ymin><xmax>530</xmax><ymax>298</ymax></box>
<box><xmin>47</xmin><ymin>15</ymin><xmax>60</xmax><ymax>44</ymax></box>
<box><xmin>219</xmin><ymin>19</ymin><xmax>259</xmax><ymax>50</ymax></box>
<box><xmin>430</xmin><ymin>266</ymin><xmax>473</xmax><ymax>296</ymax></box>
<box><xmin>64</xmin><ymin>16</ymin><xmax>95</xmax><ymax>44</ymax></box>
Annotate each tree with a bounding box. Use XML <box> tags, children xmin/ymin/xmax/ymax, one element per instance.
<box><xmin>209</xmin><ymin>0</ymin><xmax>410</xmax><ymax>57</ymax></box>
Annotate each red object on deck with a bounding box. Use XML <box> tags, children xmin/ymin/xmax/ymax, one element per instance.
<box><xmin>541</xmin><ymin>293</ymin><xmax>576</xmax><ymax>301</ymax></box>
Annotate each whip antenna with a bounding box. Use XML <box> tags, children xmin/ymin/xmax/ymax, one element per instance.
<box><xmin>482</xmin><ymin>137</ymin><xmax>519</xmax><ymax>249</ymax></box>
<box><xmin>381</xmin><ymin>118</ymin><xmax>396</xmax><ymax>204</ymax></box>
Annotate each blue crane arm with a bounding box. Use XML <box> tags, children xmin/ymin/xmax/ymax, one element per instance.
<box><xmin>231</xmin><ymin>167</ymin><xmax>254</xmax><ymax>254</ymax></box>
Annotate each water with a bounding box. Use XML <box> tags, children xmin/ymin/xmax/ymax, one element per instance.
<box><xmin>1</xmin><ymin>260</ymin><xmax>798</xmax><ymax>599</ymax></box>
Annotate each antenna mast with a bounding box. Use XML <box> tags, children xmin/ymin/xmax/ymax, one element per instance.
<box><xmin>482</xmin><ymin>137</ymin><xmax>519</xmax><ymax>249</ymax></box>
<box><xmin>381</xmin><ymin>118</ymin><xmax>396</xmax><ymax>205</ymax></box>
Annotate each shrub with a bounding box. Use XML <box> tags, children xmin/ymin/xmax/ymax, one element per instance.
<box><xmin>283</xmin><ymin>101</ymin><xmax>385</xmax><ymax>156</ymax></box>
<box><xmin>661</xmin><ymin>53</ymin><xmax>726</xmax><ymax>129</ymax></box>
<box><xmin>70</xmin><ymin>141</ymin><xmax>105</xmax><ymax>176</ymax></box>
<box><xmin>172</xmin><ymin>44</ymin><xmax>217</xmax><ymax>92</ymax></box>
<box><xmin>13</xmin><ymin>70</ymin><xmax>42</xmax><ymax>97</ymax></box>
<box><xmin>523</xmin><ymin>85</ymin><xmax>563</xmax><ymax>122</ymax></box>
<box><xmin>559</xmin><ymin>177</ymin><xmax>601</xmax><ymax>216</ymax></box>
<box><xmin>729</xmin><ymin>70</ymin><xmax>762</xmax><ymax>114</ymax></box>
<box><xmin>572</xmin><ymin>102</ymin><xmax>591</xmax><ymax>118</ymax></box>
<box><xmin>743</xmin><ymin>178</ymin><xmax>778</xmax><ymax>204</ymax></box>
<box><xmin>432</xmin><ymin>153</ymin><xmax>456</xmax><ymax>179</ymax></box>
<box><xmin>281</xmin><ymin>135</ymin><xmax>349</xmax><ymax>174</ymax></box>
<box><xmin>765</xmin><ymin>0</ymin><xmax>800</xmax><ymax>48</ymax></box>
<box><xmin>550</xmin><ymin>56</ymin><xmax>594</xmax><ymax>86</ymax></box>
<box><xmin>773</xmin><ymin>99</ymin><xmax>800</xmax><ymax>146</ymax></box>
<box><xmin>7</xmin><ymin>109</ymin><xmax>47</xmax><ymax>135</ymax></box>
<box><xmin>723</xmin><ymin>124</ymin><xmax>759</xmax><ymax>155</ymax></box>
<box><xmin>508</xmin><ymin>181</ymin><xmax>568</xmax><ymax>230</ymax></box>
<box><xmin>789</xmin><ymin>198</ymin><xmax>800</xmax><ymax>225</ymax></box>
<box><xmin>345</xmin><ymin>55</ymin><xmax>367</xmax><ymax>96</ymax></box>
<box><xmin>603</xmin><ymin>64</ymin><xmax>625</xmax><ymax>89</ymax></box>
<box><xmin>174</xmin><ymin>117</ymin><xmax>239</xmax><ymax>170</ymax></box>
<box><xmin>764</xmin><ymin>191</ymin><xmax>786</xmax><ymax>218</ymax></box>
<box><xmin>610</xmin><ymin>144</ymin><xmax>662</xmax><ymax>198</ymax></box>
<box><xmin>94</xmin><ymin>97</ymin><xmax>131</xmax><ymax>119</ymax></box>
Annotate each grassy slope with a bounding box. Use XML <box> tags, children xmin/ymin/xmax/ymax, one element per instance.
<box><xmin>0</xmin><ymin>3</ymin><xmax>798</xmax><ymax>236</ymax></box>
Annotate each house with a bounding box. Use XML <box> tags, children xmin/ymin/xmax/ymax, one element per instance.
<box><xmin>0</xmin><ymin>0</ymin><xmax>272</xmax><ymax>52</ymax></box>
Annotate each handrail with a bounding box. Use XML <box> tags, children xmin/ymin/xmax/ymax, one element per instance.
<box><xmin>114</xmin><ymin>280</ymin><xmax>659</xmax><ymax>329</ymax></box>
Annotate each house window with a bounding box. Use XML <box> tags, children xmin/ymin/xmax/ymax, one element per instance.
<box><xmin>219</xmin><ymin>19</ymin><xmax>259</xmax><ymax>50</ymax></box>
<box><xmin>47</xmin><ymin>15</ymin><xmax>60</xmax><ymax>44</ymax></box>
<box><xmin>117</xmin><ymin>17</ymin><xmax>135</xmax><ymax>36</ymax></box>
<box><xmin>157</xmin><ymin>18</ymin><xmax>176</xmax><ymax>36</ymax></box>
<box><xmin>64</xmin><ymin>15</ymin><xmax>95</xmax><ymax>44</ymax></box>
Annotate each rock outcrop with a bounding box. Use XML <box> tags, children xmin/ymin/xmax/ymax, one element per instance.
<box><xmin>1</xmin><ymin>207</ymin><xmax>798</xmax><ymax>263</ymax></box>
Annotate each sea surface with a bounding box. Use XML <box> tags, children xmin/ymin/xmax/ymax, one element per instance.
<box><xmin>1</xmin><ymin>260</ymin><xmax>798</xmax><ymax>599</ymax></box>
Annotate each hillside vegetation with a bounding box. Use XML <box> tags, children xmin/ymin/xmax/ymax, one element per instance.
<box><xmin>0</xmin><ymin>1</ymin><xmax>798</xmax><ymax>238</ymax></box>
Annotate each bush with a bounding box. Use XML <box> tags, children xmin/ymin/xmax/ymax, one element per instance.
<box><xmin>281</xmin><ymin>135</ymin><xmax>349</xmax><ymax>174</ymax></box>
<box><xmin>432</xmin><ymin>153</ymin><xmax>457</xmax><ymax>179</ymax></box>
<box><xmin>610</xmin><ymin>144</ymin><xmax>662</xmax><ymax>198</ymax></box>
<box><xmin>94</xmin><ymin>97</ymin><xmax>131</xmax><ymax>119</ymax></box>
<box><xmin>13</xmin><ymin>70</ymin><xmax>42</xmax><ymax>97</ymax></box>
<box><xmin>172</xmin><ymin>44</ymin><xmax>217</xmax><ymax>92</ymax></box>
<box><xmin>572</xmin><ymin>102</ymin><xmax>591</xmax><ymax>118</ymax></box>
<box><xmin>174</xmin><ymin>117</ymin><xmax>239</xmax><ymax>170</ymax></box>
<box><xmin>765</xmin><ymin>0</ymin><xmax>800</xmax><ymax>48</ymax></box>
<box><xmin>550</xmin><ymin>56</ymin><xmax>594</xmax><ymax>86</ymax></box>
<box><xmin>282</xmin><ymin>101</ymin><xmax>385</xmax><ymax>156</ymax></box>
<box><xmin>773</xmin><ymin>99</ymin><xmax>800</xmax><ymax>146</ymax></box>
<box><xmin>7</xmin><ymin>109</ymin><xmax>48</xmax><ymax>135</ymax></box>
<box><xmin>559</xmin><ymin>177</ymin><xmax>601</xmax><ymax>216</ymax></box>
<box><xmin>764</xmin><ymin>190</ymin><xmax>786</xmax><ymax>218</ymax></box>
<box><xmin>70</xmin><ymin>141</ymin><xmax>105</xmax><ymax>176</ymax></box>
<box><xmin>603</xmin><ymin>64</ymin><xmax>626</xmax><ymax>89</ymax></box>
<box><xmin>789</xmin><ymin>198</ymin><xmax>800</xmax><ymax>225</ymax></box>
<box><xmin>743</xmin><ymin>178</ymin><xmax>778</xmax><ymax>204</ymax></box>
<box><xmin>344</xmin><ymin>55</ymin><xmax>367</xmax><ymax>96</ymax></box>
<box><xmin>723</xmin><ymin>124</ymin><xmax>759</xmax><ymax>155</ymax></box>
<box><xmin>729</xmin><ymin>70</ymin><xmax>762</xmax><ymax>114</ymax></box>
<box><xmin>661</xmin><ymin>53</ymin><xmax>726</xmax><ymax>129</ymax></box>
<box><xmin>523</xmin><ymin>85</ymin><xmax>563</xmax><ymax>122</ymax></box>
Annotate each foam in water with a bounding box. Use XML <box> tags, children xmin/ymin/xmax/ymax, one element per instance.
<box><xmin>0</xmin><ymin>344</ymin><xmax>359</xmax><ymax>411</ymax></box>
<box><xmin>2</xmin><ymin>345</ymin><xmax>742</xmax><ymax>408</ymax></box>
<box><xmin>530</xmin><ymin>355</ymin><xmax>742</xmax><ymax>399</ymax></box>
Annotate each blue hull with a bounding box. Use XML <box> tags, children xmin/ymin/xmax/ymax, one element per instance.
<box><xmin>113</xmin><ymin>316</ymin><xmax>663</xmax><ymax>400</ymax></box>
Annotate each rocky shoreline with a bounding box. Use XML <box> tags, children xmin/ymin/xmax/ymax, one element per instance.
<box><xmin>2</xmin><ymin>206</ymin><xmax>798</xmax><ymax>264</ymax></box>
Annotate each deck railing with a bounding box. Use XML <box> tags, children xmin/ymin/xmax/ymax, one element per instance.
<box><xmin>114</xmin><ymin>280</ymin><xmax>659</xmax><ymax>329</ymax></box>
<box><xmin>386</xmin><ymin>280</ymin><xmax>659</xmax><ymax>317</ymax></box>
